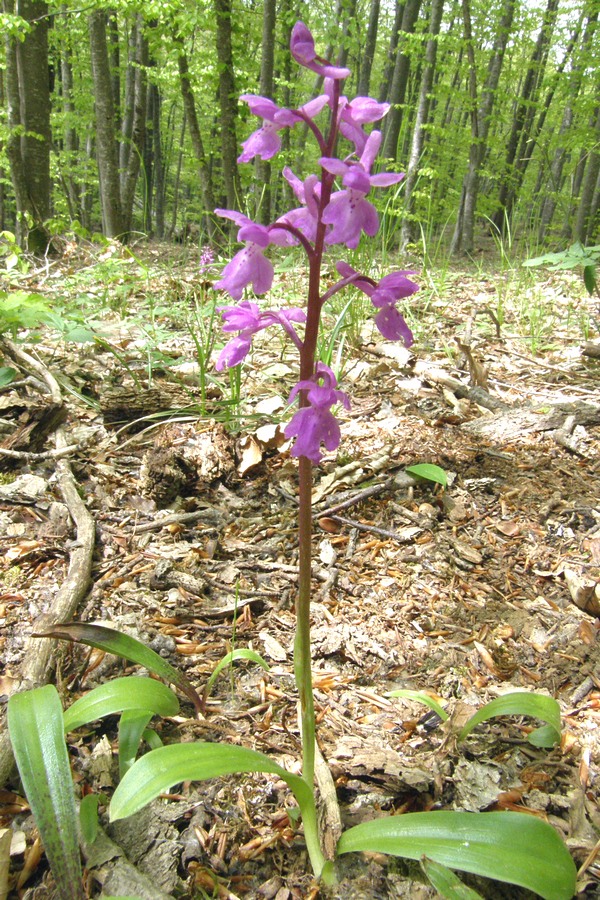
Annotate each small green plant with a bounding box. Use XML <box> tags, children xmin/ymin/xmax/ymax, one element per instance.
<box><xmin>8</xmin><ymin>677</ymin><xmax>180</xmax><ymax>900</ymax></box>
<box><xmin>0</xmin><ymin>230</ymin><xmax>29</xmax><ymax>276</ymax></box>
<box><xmin>524</xmin><ymin>242</ymin><xmax>600</xmax><ymax>298</ymax></box>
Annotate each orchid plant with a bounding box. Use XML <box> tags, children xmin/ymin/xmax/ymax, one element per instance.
<box><xmin>212</xmin><ymin>19</ymin><xmax>419</xmax><ymax>830</ymax></box>
<box><xmin>14</xmin><ymin>23</ymin><xmax>573</xmax><ymax>898</ymax></box>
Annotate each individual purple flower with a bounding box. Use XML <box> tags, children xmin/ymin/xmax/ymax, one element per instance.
<box><xmin>275</xmin><ymin>169</ymin><xmax>321</xmax><ymax>243</ymax></box>
<box><xmin>320</xmin><ymin>131</ymin><xmax>404</xmax><ymax>248</ymax></box>
<box><xmin>324</xmin><ymin>80</ymin><xmax>390</xmax><ymax>154</ymax></box>
<box><xmin>285</xmin><ymin>362</ymin><xmax>350</xmax><ymax>464</ymax></box>
<box><xmin>336</xmin><ymin>261</ymin><xmax>417</xmax><ymax>344</ymax></box>
<box><xmin>216</xmin><ymin>301</ymin><xmax>306</xmax><ymax>371</ymax></box>
<box><xmin>213</xmin><ymin>210</ymin><xmax>289</xmax><ymax>300</ymax></box>
<box><xmin>238</xmin><ymin>95</ymin><xmax>328</xmax><ymax>163</ymax></box>
<box><xmin>290</xmin><ymin>22</ymin><xmax>351</xmax><ymax>81</ymax></box>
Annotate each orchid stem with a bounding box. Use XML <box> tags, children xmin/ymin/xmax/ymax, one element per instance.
<box><xmin>295</xmin><ymin>453</ymin><xmax>316</xmax><ymax>790</ymax></box>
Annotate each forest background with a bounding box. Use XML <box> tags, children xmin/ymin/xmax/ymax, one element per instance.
<box><xmin>1</xmin><ymin>0</ymin><xmax>598</xmax><ymax>259</ymax></box>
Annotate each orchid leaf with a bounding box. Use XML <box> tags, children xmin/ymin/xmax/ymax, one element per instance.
<box><xmin>35</xmin><ymin>623</ymin><xmax>202</xmax><ymax>713</ymax></box>
<box><xmin>62</xmin><ymin>676</ymin><xmax>179</xmax><ymax>733</ymax></box>
<box><xmin>405</xmin><ymin>463</ymin><xmax>447</xmax><ymax>487</ymax></box>
<box><xmin>337</xmin><ymin>811</ymin><xmax>576</xmax><ymax>900</ymax></box>
<box><xmin>79</xmin><ymin>793</ymin><xmax>102</xmax><ymax>844</ymax></box>
<box><xmin>458</xmin><ymin>692</ymin><xmax>561</xmax><ymax>747</ymax></box>
<box><xmin>118</xmin><ymin>709</ymin><xmax>154</xmax><ymax>778</ymax></box>
<box><xmin>421</xmin><ymin>856</ymin><xmax>484</xmax><ymax>898</ymax></box>
<box><xmin>206</xmin><ymin>648</ymin><xmax>270</xmax><ymax>695</ymax></box>
<box><xmin>109</xmin><ymin>742</ymin><xmax>326</xmax><ymax>878</ymax></box>
<box><xmin>387</xmin><ymin>689</ymin><xmax>448</xmax><ymax>721</ymax></box>
<box><xmin>8</xmin><ymin>685</ymin><xmax>84</xmax><ymax>899</ymax></box>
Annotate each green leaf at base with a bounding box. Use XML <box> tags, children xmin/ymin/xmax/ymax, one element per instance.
<box><xmin>458</xmin><ymin>692</ymin><xmax>561</xmax><ymax>747</ymax></box>
<box><xmin>109</xmin><ymin>742</ymin><xmax>327</xmax><ymax>880</ymax></box>
<box><xmin>337</xmin><ymin>811</ymin><xmax>575</xmax><ymax>900</ymax></box>
<box><xmin>8</xmin><ymin>685</ymin><xmax>84</xmax><ymax>900</ymax></box>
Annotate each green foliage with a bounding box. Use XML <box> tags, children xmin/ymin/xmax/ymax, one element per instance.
<box><xmin>7</xmin><ymin>686</ymin><xmax>84</xmax><ymax>900</ymax></box>
<box><xmin>205</xmin><ymin>648</ymin><xmax>270</xmax><ymax>697</ymax></box>
<box><xmin>338</xmin><ymin>812</ymin><xmax>576</xmax><ymax>900</ymax></box>
<box><xmin>457</xmin><ymin>691</ymin><xmax>562</xmax><ymax>748</ymax></box>
<box><xmin>389</xmin><ymin>689</ymin><xmax>562</xmax><ymax>748</ymax></box>
<box><xmin>524</xmin><ymin>242</ymin><xmax>599</xmax><ymax>297</ymax></box>
<box><xmin>108</xmin><ymin>742</ymin><xmax>330</xmax><ymax>881</ymax></box>
<box><xmin>0</xmin><ymin>291</ymin><xmax>53</xmax><ymax>337</ymax></box>
<box><xmin>35</xmin><ymin>622</ymin><xmax>203</xmax><ymax>714</ymax></box>
<box><xmin>420</xmin><ymin>857</ymin><xmax>484</xmax><ymax>899</ymax></box>
<box><xmin>0</xmin><ymin>231</ymin><xmax>29</xmax><ymax>275</ymax></box>
<box><xmin>405</xmin><ymin>463</ymin><xmax>448</xmax><ymax>487</ymax></box>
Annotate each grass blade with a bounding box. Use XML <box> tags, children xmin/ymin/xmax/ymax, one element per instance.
<box><xmin>337</xmin><ymin>810</ymin><xmax>576</xmax><ymax>900</ymax></box>
<box><xmin>205</xmin><ymin>648</ymin><xmax>270</xmax><ymax>695</ymax></box>
<box><xmin>62</xmin><ymin>676</ymin><xmax>179</xmax><ymax>733</ymax></box>
<box><xmin>8</xmin><ymin>685</ymin><xmax>84</xmax><ymax>899</ymax></box>
<box><xmin>35</xmin><ymin>623</ymin><xmax>202</xmax><ymax>714</ymax></box>
<box><xmin>387</xmin><ymin>689</ymin><xmax>448</xmax><ymax>721</ymax></box>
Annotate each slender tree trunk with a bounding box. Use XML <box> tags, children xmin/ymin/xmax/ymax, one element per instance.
<box><xmin>121</xmin><ymin>16</ymin><xmax>148</xmax><ymax>235</ymax></box>
<box><xmin>256</xmin><ymin>0</ymin><xmax>276</xmax><ymax>225</ymax></box>
<box><xmin>119</xmin><ymin>18</ymin><xmax>138</xmax><ymax>179</ymax></box>
<box><xmin>357</xmin><ymin>0</ymin><xmax>381</xmax><ymax>97</ymax></box>
<box><xmin>492</xmin><ymin>0</ymin><xmax>559</xmax><ymax>233</ymax></box>
<box><xmin>176</xmin><ymin>41</ymin><xmax>217</xmax><ymax>236</ymax></box>
<box><xmin>213</xmin><ymin>0</ymin><xmax>241</xmax><ymax>209</ymax></box>
<box><xmin>538</xmin><ymin>7</ymin><xmax>598</xmax><ymax>242</ymax></box>
<box><xmin>575</xmin><ymin>99</ymin><xmax>600</xmax><ymax>244</ymax></box>
<box><xmin>400</xmin><ymin>0</ymin><xmax>444</xmax><ymax>248</ymax></box>
<box><xmin>450</xmin><ymin>0</ymin><xmax>516</xmax><ymax>255</ymax></box>
<box><xmin>379</xmin><ymin>0</ymin><xmax>405</xmax><ymax>102</ymax></box>
<box><xmin>381</xmin><ymin>0</ymin><xmax>422</xmax><ymax>161</ymax></box>
<box><xmin>3</xmin><ymin>0</ymin><xmax>51</xmax><ymax>250</ymax></box>
<box><xmin>89</xmin><ymin>9</ymin><xmax>125</xmax><ymax>238</ymax></box>
<box><xmin>3</xmin><ymin>5</ymin><xmax>29</xmax><ymax>246</ymax></box>
<box><xmin>59</xmin><ymin>33</ymin><xmax>80</xmax><ymax>220</ymax></box>
<box><xmin>107</xmin><ymin>10</ymin><xmax>121</xmax><ymax>134</ymax></box>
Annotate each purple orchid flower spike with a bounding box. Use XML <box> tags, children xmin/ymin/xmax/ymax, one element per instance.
<box><xmin>336</xmin><ymin>261</ymin><xmax>417</xmax><ymax>343</ymax></box>
<box><xmin>290</xmin><ymin>22</ymin><xmax>351</xmax><ymax>80</ymax></box>
<box><xmin>320</xmin><ymin>131</ymin><xmax>404</xmax><ymax>248</ymax></box>
<box><xmin>285</xmin><ymin>362</ymin><xmax>350</xmax><ymax>464</ymax></box>
<box><xmin>216</xmin><ymin>300</ymin><xmax>306</xmax><ymax>371</ymax></box>
<box><xmin>213</xmin><ymin>210</ymin><xmax>289</xmax><ymax>300</ymax></box>
<box><xmin>238</xmin><ymin>95</ymin><xmax>328</xmax><ymax>163</ymax></box>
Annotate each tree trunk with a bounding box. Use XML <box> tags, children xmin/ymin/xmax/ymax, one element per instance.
<box><xmin>120</xmin><ymin>15</ymin><xmax>148</xmax><ymax>235</ymax></box>
<box><xmin>379</xmin><ymin>0</ymin><xmax>405</xmax><ymax>103</ymax></box>
<box><xmin>89</xmin><ymin>9</ymin><xmax>125</xmax><ymax>238</ymax></box>
<box><xmin>575</xmin><ymin>99</ymin><xmax>600</xmax><ymax>244</ymax></box>
<box><xmin>213</xmin><ymin>0</ymin><xmax>241</xmax><ymax>210</ymax></box>
<box><xmin>176</xmin><ymin>41</ymin><xmax>217</xmax><ymax>236</ymax></box>
<box><xmin>59</xmin><ymin>23</ymin><xmax>81</xmax><ymax>222</ymax></box>
<box><xmin>3</xmin><ymin>0</ymin><xmax>51</xmax><ymax>251</ymax></box>
<box><xmin>381</xmin><ymin>0</ymin><xmax>422</xmax><ymax>161</ymax></box>
<box><xmin>400</xmin><ymin>0</ymin><xmax>444</xmax><ymax>248</ymax></box>
<box><xmin>450</xmin><ymin>0</ymin><xmax>516</xmax><ymax>255</ymax></box>
<box><xmin>357</xmin><ymin>0</ymin><xmax>381</xmax><ymax>98</ymax></box>
<box><xmin>538</xmin><ymin>7</ymin><xmax>599</xmax><ymax>242</ymax></box>
<box><xmin>491</xmin><ymin>0</ymin><xmax>559</xmax><ymax>233</ymax></box>
<box><xmin>256</xmin><ymin>0</ymin><xmax>276</xmax><ymax>225</ymax></box>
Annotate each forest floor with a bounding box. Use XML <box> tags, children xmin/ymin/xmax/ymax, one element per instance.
<box><xmin>1</xmin><ymin>238</ymin><xmax>600</xmax><ymax>899</ymax></box>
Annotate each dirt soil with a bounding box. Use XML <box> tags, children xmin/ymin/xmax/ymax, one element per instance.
<box><xmin>1</xmin><ymin>242</ymin><xmax>600</xmax><ymax>899</ymax></box>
